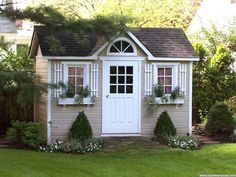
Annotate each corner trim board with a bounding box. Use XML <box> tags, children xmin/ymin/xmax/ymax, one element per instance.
<box><xmin>188</xmin><ymin>62</ymin><xmax>193</xmax><ymax>135</ymax></box>
<box><xmin>47</xmin><ymin>59</ymin><xmax>52</xmax><ymax>144</ymax></box>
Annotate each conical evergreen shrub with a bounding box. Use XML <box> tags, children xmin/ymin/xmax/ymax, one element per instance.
<box><xmin>154</xmin><ymin>111</ymin><xmax>176</xmax><ymax>143</ymax></box>
<box><xmin>69</xmin><ymin>111</ymin><xmax>93</xmax><ymax>141</ymax></box>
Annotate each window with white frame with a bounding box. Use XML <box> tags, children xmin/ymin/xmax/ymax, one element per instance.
<box><xmin>64</xmin><ymin>63</ymin><xmax>89</xmax><ymax>94</ymax></box>
<box><xmin>107</xmin><ymin>38</ymin><xmax>137</xmax><ymax>56</ymax></box>
<box><xmin>154</xmin><ymin>64</ymin><xmax>178</xmax><ymax>95</ymax></box>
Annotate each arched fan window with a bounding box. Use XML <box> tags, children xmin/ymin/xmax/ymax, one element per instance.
<box><xmin>108</xmin><ymin>38</ymin><xmax>137</xmax><ymax>55</ymax></box>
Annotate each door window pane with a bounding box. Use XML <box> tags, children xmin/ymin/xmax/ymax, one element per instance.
<box><xmin>118</xmin><ymin>85</ymin><xmax>125</xmax><ymax>93</ymax></box>
<box><xmin>110</xmin><ymin>85</ymin><xmax>116</xmax><ymax>93</ymax></box>
<box><xmin>110</xmin><ymin>66</ymin><xmax>117</xmax><ymax>74</ymax></box>
<box><xmin>110</xmin><ymin>76</ymin><xmax>116</xmax><ymax>84</ymax></box>
<box><xmin>126</xmin><ymin>86</ymin><xmax>133</xmax><ymax>93</ymax></box>
<box><xmin>126</xmin><ymin>76</ymin><xmax>133</xmax><ymax>84</ymax></box>
<box><xmin>118</xmin><ymin>66</ymin><xmax>125</xmax><ymax>74</ymax></box>
<box><xmin>126</xmin><ymin>66</ymin><xmax>133</xmax><ymax>74</ymax></box>
<box><xmin>118</xmin><ymin>76</ymin><xmax>125</xmax><ymax>84</ymax></box>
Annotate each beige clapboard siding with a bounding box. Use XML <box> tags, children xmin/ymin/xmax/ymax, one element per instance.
<box><xmin>140</xmin><ymin>60</ymin><xmax>190</xmax><ymax>136</ymax></box>
<box><xmin>50</xmin><ymin>61</ymin><xmax>102</xmax><ymax>141</ymax></box>
<box><xmin>35</xmin><ymin>54</ymin><xmax>48</xmax><ymax>128</ymax></box>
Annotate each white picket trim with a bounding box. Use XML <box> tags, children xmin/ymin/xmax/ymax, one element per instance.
<box><xmin>178</xmin><ymin>64</ymin><xmax>187</xmax><ymax>95</ymax></box>
<box><xmin>53</xmin><ymin>63</ymin><xmax>63</xmax><ymax>98</ymax></box>
<box><xmin>144</xmin><ymin>64</ymin><xmax>153</xmax><ymax>96</ymax></box>
<box><xmin>90</xmin><ymin>63</ymin><xmax>99</xmax><ymax>97</ymax></box>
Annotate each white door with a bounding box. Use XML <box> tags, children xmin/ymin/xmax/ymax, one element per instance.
<box><xmin>102</xmin><ymin>60</ymin><xmax>140</xmax><ymax>134</ymax></box>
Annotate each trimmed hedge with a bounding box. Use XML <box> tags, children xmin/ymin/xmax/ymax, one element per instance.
<box><xmin>68</xmin><ymin>111</ymin><xmax>93</xmax><ymax>141</ymax></box>
<box><xmin>154</xmin><ymin>111</ymin><xmax>176</xmax><ymax>143</ymax></box>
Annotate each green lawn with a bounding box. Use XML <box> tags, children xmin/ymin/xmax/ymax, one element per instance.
<box><xmin>0</xmin><ymin>144</ymin><xmax>236</xmax><ymax>177</ymax></box>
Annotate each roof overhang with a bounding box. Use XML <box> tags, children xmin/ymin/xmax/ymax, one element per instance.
<box><xmin>148</xmin><ymin>57</ymin><xmax>199</xmax><ymax>61</ymax></box>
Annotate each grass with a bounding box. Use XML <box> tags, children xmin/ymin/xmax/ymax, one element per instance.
<box><xmin>0</xmin><ymin>144</ymin><xmax>236</xmax><ymax>177</ymax></box>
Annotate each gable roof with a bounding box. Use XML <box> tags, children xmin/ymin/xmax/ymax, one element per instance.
<box><xmin>30</xmin><ymin>26</ymin><xmax>198</xmax><ymax>59</ymax></box>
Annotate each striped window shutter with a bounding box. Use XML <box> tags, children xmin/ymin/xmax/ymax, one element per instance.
<box><xmin>90</xmin><ymin>63</ymin><xmax>98</xmax><ymax>97</ymax></box>
<box><xmin>144</xmin><ymin>64</ymin><xmax>153</xmax><ymax>96</ymax></box>
<box><xmin>54</xmin><ymin>63</ymin><xmax>63</xmax><ymax>98</ymax></box>
<box><xmin>178</xmin><ymin>64</ymin><xmax>187</xmax><ymax>95</ymax></box>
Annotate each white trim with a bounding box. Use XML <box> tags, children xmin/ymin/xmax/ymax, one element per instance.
<box><xmin>127</xmin><ymin>31</ymin><xmax>153</xmax><ymax>57</ymax></box>
<box><xmin>189</xmin><ymin>62</ymin><xmax>193</xmax><ymax>135</ymax></box>
<box><xmin>62</xmin><ymin>61</ymin><xmax>92</xmax><ymax>65</ymax></box>
<box><xmin>44</xmin><ymin>56</ymin><xmax>97</xmax><ymax>60</ymax></box>
<box><xmin>107</xmin><ymin>37</ymin><xmax>137</xmax><ymax>56</ymax></box>
<box><xmin>63</xmin><ymin>63</ymin><xmax>90</xmax><ymax>88</ymax></box>
<box><xmin>101</xmin><ymin>133</ymin><xmax>141</xmax><ymax>137</ymax></box>
<box><xmin>138</xmin><ymin>59</ymin><xmax>142</xmax><ymax>133</ymax></box>
<box><xmin>47</xmin><ymin>60</ymin><xmax>52</xmax><ymax>144</ymax></box>
<box><xmin>92</xmin><ymin>42</ymin><xmax>109</xmax><ymax>56</ymax></box>
<box><xmin>149</xmin><ymin>57</ymin><xmax>199</xmax><ymax>61</ymax></box>
<box><xmin>99</xmin><ymin>56</ymin><xmax>145</xmax><ymax>61</ymax></box>
<box><xmin>152</xmin><ymin>63</ymin><xmax>179</xmax><ymax>91</ymax></box>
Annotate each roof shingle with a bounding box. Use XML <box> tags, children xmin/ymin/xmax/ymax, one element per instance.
<box><xmin>33</xmin><ymin>26</ymin><xmax>197</xmax><ymax>58</ymax></box>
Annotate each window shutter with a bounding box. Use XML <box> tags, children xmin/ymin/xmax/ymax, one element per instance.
<box><xmin>54</xmin><ymin>63</ymin><xmax>63</xmax><ymax>98</ymax></box>
<box><xmin>178</xmin><ymin>64</ymin><xmax>187</xmax><ymax>95</ymax></box>
<box><xmin>145</xmin><ymin>64</ymin><xmax>153</xmax><ymax>96</ymax></box>
<box><xmin>90</xmin><ymin>63</ymin><xmax>98</xmax><ymax>97</ymax></box>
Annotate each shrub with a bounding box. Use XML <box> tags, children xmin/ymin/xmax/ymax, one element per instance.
<box><xmin>39</xmin><ymin>138</ymin><xmax>103</xmax><ymax>154</ymax></box>
<box><xmin>69</xmin><ymin>111</ymin><xmax>93</xmax><ymax>141</ymax></box>
<box><xmin>154</xmin><ymin>111</ymin><xmax>176</xmax><ymax>143</ymax></box>
<box><xmin>205</xmin><ymin>102</ymin><xmax>235</xmax><ymax>134</ymax></box>
<box><xmin>7</xmin><ymin>120</ymin><xmax>45</xmax><ymax>149</ymax></box>
<box><xmin>226</xmin><ymin>96</ymin><xmax>236</xmax><ymax>118</ymax></box>
<box><xmin>168</xmin><ymin>136</ymin><xmax>199</xmax><ymax>150</ymax></box>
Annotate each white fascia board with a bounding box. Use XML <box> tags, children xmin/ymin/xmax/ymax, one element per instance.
<box><xmin>127</xmin><ymin>31</ymin><xmax>154</xmax><ymax>57</ymax></box>
<box><xmin>98</xmin><ymin>56</ymin><xmax>145</xmax><ymax>61</ymax></box>
<box><xmin>43</xmin><ymin>56</ymin><xmax>97</xmax><ymax>60</ymax></box>
<box><xmin>91</xmin><ymin>41</ymin><xmax>109</xmax><ymax>56</ymax></box>
<box><xmin>148</xmin><ymin>57</ymin><xmax>199</xmax><ymax>61</ymax></box>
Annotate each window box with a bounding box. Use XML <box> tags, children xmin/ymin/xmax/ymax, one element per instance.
<box><xmin>155</xmin><ymin>97</ymin><xmax>184</xmax><ymax>105</ymax></box>
<box><xmin>58</xmin><ymin>98</ymin><xmax>76</xmax><ymax>105</ymax></box>
<box><xmin>58</xmin><ymin>97</ymin><xmax>95</xmax><ymax>105</ymax></box>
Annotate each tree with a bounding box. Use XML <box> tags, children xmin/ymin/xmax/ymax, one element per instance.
<box><xmin>6</xmin><ymin>0</ymin><xmax>200</xmax><ymax>30</ymax></box>
<box><xmin>192</xmin><ymin>22</ymin><xmax>236</xmax><ymax>122</ymax></box>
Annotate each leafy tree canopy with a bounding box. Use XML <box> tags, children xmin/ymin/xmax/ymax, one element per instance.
<box><xmin>191</xmin><ymin>20</ymin><xmax>236</xmax><ymax>120</ymax></box>
<box><xmin>2</xmin><ymin>0</ymin><xmax>200</xmax><ymax>30</ymax></box>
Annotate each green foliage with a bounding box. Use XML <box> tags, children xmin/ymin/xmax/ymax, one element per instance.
<box><xmin>153</xmin><ymin>84</ymin><xmax>164</xmax><ymax>97</ymax></box>
<box><xmin>226</xmin><ymin>96</ymin><xmax>236</xmax><ymax>118</ymax></box>
<box><xmin>6</xmin><ymin>120</ymin><xmax>46</xmax><ymax>149</ymax></box>
<box><xmin>80</xmin><ymin>86</ymin><xmax>91</xmax><ymax>97</ymax></box>
<box><xmin>146</xmin><ymin>95</ymin><xmax>159</xmax><ymax>112</ymax></box>
<box><xmin>168</xmin><ymin>136</ymin><xmax>199</xmax><ymax>150</ymax></box>
<box><xmin>69</xmin><ymin>111</ymin><xmax>93</xmax><ymax>141</ymax></box>
<box><xmin>205</xmin><ymin>102</ymin><xmax>235</xmax><ymax>134</ymax></box>
<box><xmin>154</xmin><ymin>111</ymin><xmax>176</xmax><ymax>143</ymax></box>
<box><xmin>25</xmin><ymin>0</ymin><xmax>199</xmax><ymax>30</ymax></box>
<box><xmin>1</xmin><ymin>0</ymin><xmax>200</xmax><ymax>30</ymax></box>
<box><xmin>170</xmin><ymin>86</ymin><xmax>184</xmax><ymax>100</ymax></box>
<box><xmin>192</xmin><ymin>43</ymin><xmax>236</xmax><ymax>116</ymax></box>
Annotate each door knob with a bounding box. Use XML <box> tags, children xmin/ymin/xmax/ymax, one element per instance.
<box><xmin>106</xmin><ymin>95</ymin><xmax>109</xmax><ymax>98</ymax></box>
